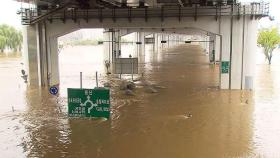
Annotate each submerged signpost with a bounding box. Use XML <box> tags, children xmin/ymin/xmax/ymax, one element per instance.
<box><xmin>113</xmin><ymin>58</ymin><xmax>138</xmax><ymax>80</ymax></box>
<box><xmin>68</xmin><ymin>88</ymin><xmax>110</xmax><ymax>119</ymax></box>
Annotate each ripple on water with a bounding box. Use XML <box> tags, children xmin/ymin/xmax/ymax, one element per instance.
<box><xmin>1</xmin><ymin>46</ymin><xmax>280</xmax><ymax>157</ymax></box>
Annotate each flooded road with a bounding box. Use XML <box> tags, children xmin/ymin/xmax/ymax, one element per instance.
<box><xmin>1</xmin><ymin>44</ymin><xmax>280</xmax><ymax>157</ymax></box>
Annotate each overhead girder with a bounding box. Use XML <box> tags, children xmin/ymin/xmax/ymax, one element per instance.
<box><xmin>16</xmin><ymin>0</ymin><xmax>238</xmax><ymax>8</ymax></box>
<box><xmin>156</xmin><ymin>0</ymin><xmax>236</xmax><ymax>7</ymax></box>
<box><xmin>118</xmin><ymin>27</ymin><xmax>209</xmax><ymax>37</ymax></box>
<box><xmin>18</xmin><ymin>0</ymin><xmax>268</xmax><ymax>25</ymax></box>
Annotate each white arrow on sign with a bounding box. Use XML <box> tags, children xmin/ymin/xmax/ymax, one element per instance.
<box><xmin>80</xmin><ymin>95</ymin><xmax>98</xmax><ymax>113</ymax></box>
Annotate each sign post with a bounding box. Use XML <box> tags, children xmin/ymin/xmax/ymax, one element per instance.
<box><xmin>68</xmin><ymin>88</ymin><xmax>110</xmax><ymax>119</ymax></box>
<box><xmin>80</xmin><ymin>72</ymin><xmax>83</xmax><ymax>88</ymax></box>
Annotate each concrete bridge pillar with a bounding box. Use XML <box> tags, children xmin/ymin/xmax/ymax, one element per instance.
<box><xmin>161</xmin><ymin>34</ymin><xmax>168</xmax><ymax>49</ymax></box>
<box><xmin>205</xmin><ymin>36</ymin><xmax>210</xmax><ymax>55</ymax></box>
<box><xmin>114</xmin><ymin>30</ymin><xmax>121</xmax><ymax>59</ymax></box>
<box><xmin>209</xmin><ymin>34</ymin><xmax>215</xmax><ymax>63</ymax></box>
<box><xmin>220</xmin><ymin>17</ymin><xmax>232</xmax><ymax>89</ymax></box>
<box><xmin>103</xmin><ymin>29</ymin><xmax>122</xmax><ymax>73</ymax></box>
<box><xmin>153</xmin><ymin>33</ymin><xmax>159</xmax><ymax>52</ymax></box>
<box><xmin>46</xmin><ymin>35</ymin><xmax>59</xmax><ymax>86</ymax></box>
<box><xmin>177</xmin><ymin>35</ymin><xmax>180</xmax><ymax>45</ymax></box>
<box><xmin>170</xmin><ymin>34</ymin><xmax>174</xmax><ymax>46</ymax></box>
<box><xmin>167</xmin><ymin>34</ymin><xmax>170</xmax><ymax>48</ymax></box>
<box><xmin>215</xmin><ymin>35</ymin><xmax>221</xmax><ymax>63</ymax></box>
<box><xmin>134</xmin><ymin>32</ymin><xmax>145</xmax><ymax>57</ymax></box>
<box><xmin>23</xmin><ymin>25</ymin><xmax>40</xmax><ymax>86</ymax></box>
<box><xmin>160</xmin><ymin>34</ymin><xmax>164</xmax><ymax>49</ymax></box>
<box><xmin>103</xmin><ymin>29</ymin><xmax>113</xmax><ymax>64</ymax></box>
<box><xmin>220</xmin><ymin>16</ymin><xmax>257</xmax><ymax>90</ymax></box>
<box><xmin>241</xmin><ymin>18</ymin><xmax>258</xmax><ymax>90</ymax></box>
<box><xmin>159</xmin><ymin>34</ymin><xmax>163</xmax><ymax>50</ymax></box>
<box><xmin>23</xmin><ymin>23</ymin><xmax>50</xmax><ymax>87</ymax></box>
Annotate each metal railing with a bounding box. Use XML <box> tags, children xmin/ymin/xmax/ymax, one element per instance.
<box><xmin>19</xmin><ymin>1</ymin><xmax>269</xmax><ymax>25</ymax></box>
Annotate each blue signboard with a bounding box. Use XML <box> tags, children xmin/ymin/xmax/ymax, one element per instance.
<box><xmin>49</xmin><ymin>86</ymin><xmax>59</xmax><ymax>95</ymax></box>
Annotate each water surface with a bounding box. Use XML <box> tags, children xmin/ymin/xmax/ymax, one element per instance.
<box><xmin>0</xmin><ymin>44</ymin><xmax>280</xmax><ymax>157</ymax></box>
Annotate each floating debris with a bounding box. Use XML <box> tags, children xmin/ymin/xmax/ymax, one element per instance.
<box><xmin>152</xmin><ymin>85</ymin><xmax>167</xmax><ymax>89</ymax></box>
<box><xmin>103</xmin><ymin>82</ymin><xmax>111</xmax><ymax>88</ymax></box>
<box><xmin>120</xmin><ymin>80</ymin><xmax>135</xmax><ymax>90</ymax></box>
<box><xmin>146</xmin><ymin>87</ymin><xmax>158</xmax><ymax>93</ymax></box>
<box><xmin>125</xmin><ymin>89</ymin><xmax>135</xmax><ymax>96</ymax></box>
<box><xmin>181</xmin><ymin>113</ymin><xmax>193</xmax><ymax>119</ymax></box>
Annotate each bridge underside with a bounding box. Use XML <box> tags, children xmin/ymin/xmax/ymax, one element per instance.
<box><xmin>20</xmin><ymin>0</ymin><xmax>268</xmax><ymax>90</ymax></box>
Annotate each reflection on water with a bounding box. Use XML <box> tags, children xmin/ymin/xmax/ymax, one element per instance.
<box><xmin>254</xmin><ymin>64</ymin><xmax>280</xmax><ymax>157</ymax></box>
<box><xmin>0</xmin><ymin>45</ymin><xmax>280</xmax><ymax>157</ymax></box>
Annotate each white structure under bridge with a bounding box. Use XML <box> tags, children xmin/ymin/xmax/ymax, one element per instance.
<box><xmin>17</xmin><ymin>0</ymin><xmax>269</xmax><ymax>89</ymax></box>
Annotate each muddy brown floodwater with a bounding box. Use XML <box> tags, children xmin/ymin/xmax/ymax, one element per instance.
<box><xmin>0</xmin><ymin>44</ymin><xmax>280</xmax><ymax>158</ymax></box>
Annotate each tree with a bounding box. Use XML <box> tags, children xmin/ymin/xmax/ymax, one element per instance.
<box><xmin>257</xmin><ymin>27</ymin><xmax>280</xmax><ymax>65</ymax></box>
<box><xmin>0</xmin><ymin>35</ymin><xmax>5</xmax><ymax>53</ymax></box>
<box><xmin>0</xmin><ymin>24</ymin><xmax>23</xmax><ymax>53</ymax></box>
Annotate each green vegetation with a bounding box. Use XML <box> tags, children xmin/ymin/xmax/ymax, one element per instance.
<box><xmin>257</xmin><ymin>27</ymin><xmax>280</xmax><ymax>65</ymax></box>
<box><xmin>0</xmin><ymin>24</ymin><xmax>23</xmax><ymax>54</ymax></box>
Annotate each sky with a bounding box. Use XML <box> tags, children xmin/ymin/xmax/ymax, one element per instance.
<box><xmin>0</xmin><ymin>1</ymin><xmax>22</xmax><ymax>28</ymax></box>
<box><xmin>0</xmin><ymin>0</ymin><xmax>279</xmax><ymax>29</ymax></box>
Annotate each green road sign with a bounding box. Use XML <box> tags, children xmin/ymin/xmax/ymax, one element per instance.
<box><xmin>68</xmin><ymin>88</ymin><xmax>110</xmax><ymax>119</ymax></box>
<box><xmin>221</xmin><ymin>61</ymin><xmax>230</xmax><ymax>74</ymax></box>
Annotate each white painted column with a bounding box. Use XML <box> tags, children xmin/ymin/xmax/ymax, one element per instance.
<box><xmin>23</xmin><ymin>25</ymin><xmax>39</xmax><ymax>86</ymax></box>
<box><xmin>23</xmin><ymin>23</ymin><xmax>64</xmax><ymax>87</ymax></box>
<box><xmin>242</xmin><ymin>18</ymin><xmax>257</xmax><ymax>90</ymax></box>
<box><xmin>220</xmin><ymin>11</ymin><xmax>257</xmax><ymax>90</ymax></box>
<box><xmin>159</xmin><ymin>34</ymin><xmax>163</xmax><ymax>49</ymax></box>
<box><xmin>135</xmin><ymin>32</ymin><xmax>145</xmax><ymax>57</ymax></box>
<box><xmin>154</xmin><ymin>33</ymin><xmax>159</xmax><ymax>52</ymax></box>
<box><xmin>46</xmin><ymin>35</ymin><xmax>59</xmax><ymax>86</ymax></box>
<box><xmin>231</xmin><ymin>16</ymin><xmax>243</xmax><ymax>89</ymax></box>
<box><xmin>220</xmin><ymin>17</ymin><xmax>231</xmax><ymax>89</ymax></box>
<box><xmin>205</xmin><ymin>36</ymin><xmax>210</xmax><ymax>55</ymax></box>
<box><xmin>113</xmin><ymin>30</ymin><xmax>121</xmax><ymax>59</ymax></box>
<box><xmin>103</xmin><ymin>29</ymin><xmax>113</xmax><ymax>74</ymax></box>
<box><xmin>103</xmin><ymin>30</ymin><xmax>111</xmax><ymax>62</ymax></box>
<box><xmin>215</xmin><ymin>35</ymin><xmax>221</xmax><ymax>62</ymax></box>
<box><xmin>209</xmin><ymin>35</ymin><xmax>215</xmax><ymax>63</ymax></box>
<box><xmin>140</xmin><ymin>32</ymin><xmax>145</xmax><ymax>56</ymax></box>
<box><xmin>167</xmin><ymin>34</ymin><xmax>170</xmax><ymax>48</ymax></box>
<box><xmin>117</xmin><ymin>31</ymin><xmax>121</xmax><ymax>58</ymax></box>
<box><xmin>161</xmin><ymin>34</ymin><xmax>167</xmax><ymax>49</ymax></box>
<box><xmin>37</xmin><ymin>22</ymin><xmax>48</xmax><ymax>87</ymax></box>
